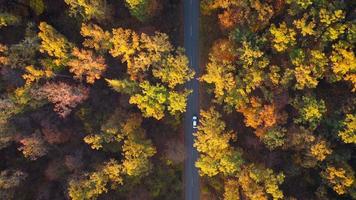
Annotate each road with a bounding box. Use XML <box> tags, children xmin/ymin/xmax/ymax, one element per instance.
<box><xmin>184</xmin><ymin>0</ymin><xmax>200</xmax><ymax>199</ymax></box>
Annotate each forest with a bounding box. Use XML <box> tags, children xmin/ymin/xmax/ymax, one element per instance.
<box><xmin>198</xmin><ymin>0</ymin><xmax>355</xmax><ymax>199</ymax></box>
<box><xmin>0</xmin><ymin>0</ymin><xmax>186</xmax><ymax>199</ymax></box>
<box><xmin>0</xmin><ymin>0</ymin><xmax>355</xmax><ymax>200</ymax></box>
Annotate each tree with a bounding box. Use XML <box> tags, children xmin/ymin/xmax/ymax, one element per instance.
<box><xmin>64</xmin><ymin>0</ymin><xmax>108</xmax><ymax>21</ymax></box>
<box><xmin>129</xmin><ymin>81</ymin><xmax>167</xmax><ymax>120</ymax></box>
<box><xmin>291</xmin><ymin>49</ymin><xmax>328</xmax><ymax>90</ymax></box>
<box><xmin>269</xmin><ymin>22</ymin><xmax>296</xmax><ymax>52</ymax></box>
<box><xmin>41</xmin><ymin>119</ymin><xmax>70</xmax><ymax>144</ymax></box>
<box><xmin>0</xmin><ymin>170</ymin><xmax>27</xmax><ymax>189</ymax></box>
<box><xmin>109</xmin><ymin>28</ymin><xmax>140</xmax><ymax>65</ymax></box>
<box><xmin>194</xmin><ymin>107</ymin><xmax>244</xmax><ymax>177</ymax></box>
<box><xmin>200</xmin><ymin>56</ymin><xmax>236</xmax><ymax>102</ymax></box>
<box><xmin>67</xmin><ymin>48</ymin><xmax>107</xmax><ymax>84</ymax></box>
<box><xmin>124</xmin><ymin>81</ymin><xmax>190</xmax><ymax>120</ymax></box>
<box><xmin>68</xmin><ymin>160</ymin><xmax>123</xmax><ymax>200</ymax></box>
<box><xmin>29</xmin><ymin>0</ymin><xmax>46</xmax><ymax>15</ymax></box>
<box><xmin>38</xmin><ymin>22</ymin><xmax>73</xmax><ymax>67</ymax></box>
<box><xmin>124</xmin><ymin>0</ymin><xmax>152</xmax><ymax>21</ymax></box>
<box><xmin>238</xmin><ymin>97</ymin><xmax>287</xmax><ymax>138</ymax></box>
<box><xmin>120</xmin><ymin>114</ymin><xmax>156</xmax><ymax>176</ymax></box>
<box><xmin>330</xmin><ymin>41</ymin><xmax>356</xmax><ymax>91</ymax></box>
<box><xmin>286</xmin><ymin>0</ymin><xmax>313</xmax><ymax>10</ymax></box>
<box><xmin>321</xmin><ymin>164</ymin><xmax>355</xmax><ymax>195</ymax></box>
<box><xmin>167</xmin><ymin>90</ymin><xmax>191</xmax><ymax>116</ymax></box>
<box><xmin>261</xmin><ymin>126</ymin><xmax>286</xmax><ymax>150</ymax></box>
<box><xmin>238</xmin><ymin>165</ymin><xmax>285</xmax><ymax>200</ymax></box>
<box><xmin>293</xmin><ymin>14</ymin><xmax>316</xmax><ymax>36</ymax></box>
<box><xmin>210</xmin><ymin>39</ymin><xmax>236</xmax><ymax>62</ymax></box>
<box><xmin>319</xmin><ymin>8</ymin><xmax>347</xmax><ymax>41</ymax></box>
<box><xmin>0</xmin><ymin>44</ymin><xmax>8</xmax><ymax>65</ymax></box>
<box><xmin>22</xmin><ymin>65</ymin><xmax>53</xmax><ymax>86</ymax></box>
<box><xmin>310</xmin><ymin>140</ymin><xmax>332</xmax><ymax>161</ymax></box>
<box><xmin>130</xmin><ymin>32</ymin><xmax>173</xmax><ymax>80</ymax></box>
<box><xmin>18</xmin><ymin>131</ymin><xmax>48</xmax><ymax>160</ymax></box>
<box><xmin>152</xmin><ymin>48</ymin><xmax>194</xmax><ymax>88</ymax></box>
<box><xmin>106</xmin><ymin>78</ymin><xmax>138</xmax><ymax>95</ymax></box>
<box><xmin>84</xmin><ymin>112</ymin><xmax>156</xmax><ymax>177</ymax></box>
<box><xmin>4</xmin><ymin>24</ymin><xmax>40</xmax><ymax>69</ymax></box>
<box><xmin>0</xmin><ymin>13</ymin><xmax>19</xmax><ymax>28</ymax></box>
<box><xmin>224</xmin><ymin>179</ymin><xmax>240</xmax><ymax>200</ymax></box>
<box><xmin>338</xmin><ymin>114</ymin><xmax>356</xmax><ymax>144</ymax></box>
<box><xmin>0</xmin><ymin>169</ymin><xmax>27</xmax><ymax>199</ymax></box>
<box><xmin>80</xmin><ymin>23</ymin><xmax>112</xmax><ymax>52</ymax></box>
<box><xmin>34</xmin><ymin>82</ymin><xmax>89</xmax><ymax>118</ymax></box>
<box><xmin>292</xmin><ymin>95</ymin><xmax>326</xmax><ymax>130</ymax></box>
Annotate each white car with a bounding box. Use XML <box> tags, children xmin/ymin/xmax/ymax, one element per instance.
<box><xmin>192</xmin><ymin>115</ymin><xmax>198</xmax><ymax>129</ymax></box>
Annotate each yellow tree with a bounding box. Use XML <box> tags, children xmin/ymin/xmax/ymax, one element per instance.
<box><xmin>200</xmin><ymin>56</ymin><xmax>236</xmax><ymax>102</ymax></box>
<box><xmin>293</xmin><ymin>14</ymin><xmax>316</xmax><ymax>36</ymax></box>
<box><xmin>194</xmin><ymin>107</ymin><xmax>244</xmax><ymax>177</ymax></box>
<box><xmin>152</xmin><ymin>48</ymin><xmax>194</xmax><ymax>88</ymax></box>
<box><xmin>22</xmin><ymin>65</ymin><xmax>53</xmax><ymax>86</ymax></box>
<box><xmin>109</xmin><ymin>28</ymin><xmax>140</xmax><ymax>65</ymax></box>
<box><xmin>80</xmin><ymin>23</ymin><xmax>112</xmax><ymax>52</ymax></box>
<box><xmin>84</xmin><ymin>111</ymin><xmax>156</xmax><ymax>177</ymax></box>
<box><xmin>321</xmin><ymin>164</ymin><xmax>355</xmax><ymax>195</ymax></box>
<box><xmin>310</xmin><ymin>140</ymin><xmax>332</xmax><ymax>161</ymax></box>
<box><xmin>0</xmin><ymin>44</ymin><xmax>8</xmax><ymax>65</ymax></box>
<box><xmin>67</xmin><ymin>48</ymin><xmax>107</xmax><ymax>84</ymax></box>
<box><xmin>131</xmin><ymin>32</ymin><xmax>173</xmax><ymax>79</ymax></box>
<box><xmin>330</xmin><ymin>41</ymin><xmax>356</xmax><ymax>91</ymax></box>
<box><xmin>224</xmin><ymin>179</ymin><xmax>240</xmax><ymax>200</ymax></box>
<box><xmin>167</xmin><ymin>90</ymin><xmax>191</xmax><ymax>116</ymax></box>
<box><xmin>269</xmin><ymin>22</ymin><xmax>296</xmax><ymax>52</ymax></box>
<box><xmin>38</xmin><ymin>22</ymin><xmax>73</xmax><ymax>67</ymax></box>
<box><xmin>238</xmin><ymin>165</ymin><xmax>285</xmax><ymax>200</ymax></box>
<box><xmin>121</xmin><ymin>115</ymin><xmax>156</xmax><ymax>176</ymax></box>
<box><xmin>68</xmin><ymin>160</ymin><xmax>123</xmax><ymax>200</ymax></box>
<box><xmin>338</xmin><ymin>114</ymin><xmax>356</xmax><ymax>144</ymax></box>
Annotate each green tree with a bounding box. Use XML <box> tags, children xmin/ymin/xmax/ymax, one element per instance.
<box><xmin>29</xmin><ymin>0</ymin><xmax>46</xmax><ymax>15</ymax></box>
<box><xmin>0</xmin><ymin>13</ymin><xmax>19</xmax><ymax>28</ymax></box>
<box><xmin>124</xmin><ymin>0</ymin><xmax>151</xmax><ymax>21</ymax></box>
<box><xmin>64</xmin><ymin>0</ymin><xmax>108</xmax><ymax>21</ymax></box>
<box><xmin>106</xmin><ymin>78</ymin><xmax>138</xmax><ymax>95</ymax></box>
<box><xmin>261</xmin><ymin>126</ymin><xmax>286</xmax><ymax>150</ymax></box>
<box><xmin>129</xmin><ymin>81</ymin><xmax>168</xmax><ymax>120</ymax></box>
<box><xmin>293</xmin><ymin>96</ymin><xmax>326</xmax><ymax>130</ymax></box>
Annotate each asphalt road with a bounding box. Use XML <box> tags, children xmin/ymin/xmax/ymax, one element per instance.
<box><xmin>184</xmin><ymin>0</ymin><xmax>200</xmax><ymax>199</ymax></box>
